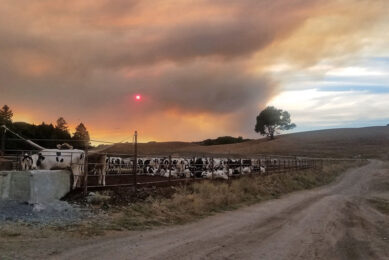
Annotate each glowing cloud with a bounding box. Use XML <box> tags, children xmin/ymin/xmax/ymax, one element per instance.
<box><xmin>0</xmin><ymin>0</ymin><xmax>388</xmax><ymax>141</ymax></box>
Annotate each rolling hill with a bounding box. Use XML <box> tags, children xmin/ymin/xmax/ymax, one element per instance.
<box><xmin>97</xmin><ymin>126</ymin><xmax>389</xmax><ymax>159</ymax></box>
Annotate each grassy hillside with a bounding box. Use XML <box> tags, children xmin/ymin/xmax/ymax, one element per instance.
<box><xmin>97</xmin><ymin>126</ymin><xmax>389</xmax><ymax>159</ymax></box>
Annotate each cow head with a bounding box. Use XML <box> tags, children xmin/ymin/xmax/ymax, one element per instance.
<box><xmin>30</xmin><ymin>154</ymin><xmax>39</xmax><ymax>169</ymax></box>
<box><xmin>31</xmin><ymin>153</ymin><xmax>45</xmax><ymax>169</ymax></box>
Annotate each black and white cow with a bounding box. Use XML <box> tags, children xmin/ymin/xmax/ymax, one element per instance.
<box><xmin>20</xmin><ymin>154</ymin><xmax>33</xmax><ymax>170</ymax></box>
<box><xmin>31</xmin><ymin>149</ymin><xmax>85</xmax><ymax>189</ymax></box>
<box><xmin>107</xmin><ymin>157</ymin><xmax>124</xmax><ymax>173</ymax></box>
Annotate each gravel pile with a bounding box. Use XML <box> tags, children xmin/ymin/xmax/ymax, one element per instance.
<box><xmin>0</xmin><ymin>200</ymin><xmax>90</xmax><ymax>225</ymax></box>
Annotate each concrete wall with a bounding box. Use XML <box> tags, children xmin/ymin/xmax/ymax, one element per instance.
<box><xmin>0</xmin><ymin>170</ymin><xmax>71</xmax><ymax>203</ymax></box>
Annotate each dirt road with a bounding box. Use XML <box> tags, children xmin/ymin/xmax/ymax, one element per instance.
<box><xmin>52</xmin><ymin>160</ymin><xmax>388</xmax><ymax>260</ymax></box>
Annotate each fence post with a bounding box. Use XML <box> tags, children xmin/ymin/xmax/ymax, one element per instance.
<box><xmin>133</xmin><ymin>131</ymin><xmax>138</xmax><ymax>191</ymax></box>
<box><xmin>83</xmin><ymin>143</ymin><xmax>89</xmax><ymax>196</ymax></box>
<box><xmin>211</xmin><ymin>157</ymin><xmax>214</xmax><ymax>180</ymax></box>
<box><xmin>1</xmin><ymin>127</ymin><xmax>6</xmax><ymax>156</ymax></box>
<box><xmin>295</xmin><ymin>156</ymin><xmax>297</xmax><ymax>171</ymax></box>
<box><xmin>227</xmin><ymin>157</ymin><xmax>230</xmax><ymax>181</ymax></box>
<box><xmin>240</xmin><ymin>158</ymin><xmax>242</xmax><ymax>175</ymax></box>
<box><xmin>168</xmin><ymin>155</ymin><xmax>172</xmax><ymax>184</ymax></box>
<box><xmin>296</xmin><ymin>159</ymin><xmax>299</xmax><ymax>170</ymax></box>
<box><xmin>257</xmin><ymin>159</ymin><xmax>260</xmax><ymax>174</ymax></box>
<box><xmin>286</xmin><ymin>158</ymin><xmax>290</xmax><ymax>172</ymax></box>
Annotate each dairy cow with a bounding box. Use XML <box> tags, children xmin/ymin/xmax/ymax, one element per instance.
<box><xmin>31</xmin><ymin>149</ymin><xmax>85</xmax><ymax>189</ymax></box>
<box><xmin>89</xmin><ymin>153</ymin><xmax>108</xmax><ymax>186</ymax></box>
<box><xmin>20</xmin><ymin>154</ymin><xmax>33</xmax><ymax>170</ymax></box>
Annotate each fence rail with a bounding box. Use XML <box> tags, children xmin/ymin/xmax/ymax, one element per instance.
<box><xmin>0</xmin><ymin>133</ymin><xmax>360</xmax><ymax>195</ymax></box>
<box><xmin>0</xmin><ymin>148</ymin><xmax>326</xmax><ymax>192</ymax></box>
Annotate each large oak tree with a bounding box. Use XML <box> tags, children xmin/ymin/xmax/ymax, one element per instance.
<box><xmin>255</xmin><ymin>106</ymin><xmax>296</xmax><ymax>139</ymax></box>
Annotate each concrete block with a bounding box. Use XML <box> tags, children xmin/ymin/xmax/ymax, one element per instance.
<box><xmin>0</xmin><ymin>170</ymin><xmax>71</xmax><ymax>204</ymax></box>
<box><xmin>10</xmin><ymin>171</ymin><xmax>30</xmax><ymax>201</ymax></box>
<box><xmin>29</xmin><ymin>170</ymin><xmax>71</xmax><ymax>204</ymax></box>
<box><xmin>0</xmin><ymin>172</ymin><xmax>11</xmax><ymax>199</ymax></box>
<box><xmin>0</xmin><ymin>171</ymin><xmax>30</xmax><ymax>201</ymax></box>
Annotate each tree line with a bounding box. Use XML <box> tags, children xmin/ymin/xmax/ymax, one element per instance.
<box><xmin>198</xmin><ymin>136</ymin><xmax>251</xmax><ymax>146</ymax></box>
<box><xmin>0</xmin><ymin>105</ymin><xmax>90</xmax><ymax>151</ymax></box>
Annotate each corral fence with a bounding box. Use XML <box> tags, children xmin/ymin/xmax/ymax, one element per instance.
<box><xmin>85</xmin><ymin>154</ymin><xmax>323</xmax><ymax>189</ymax></box>
<box><xmin>0</xmin><ymin>130</ymin><xmax>358</xmax><ymax>195</ymax></box>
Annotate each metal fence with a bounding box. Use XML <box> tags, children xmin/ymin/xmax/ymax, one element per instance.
<box><xmin>0</xmin><ymin>131</ymin><xmax>348</xmax><ymax>195</ymax></box>
<box><xmin>0</xmin><ymin>149</ymin><xmax>324</xmax><ymax>191</ymax></box>
<box><xmin>82</xmin><ymin>154</ymin><xmax>325</xmax><ymax>193</ymax></box>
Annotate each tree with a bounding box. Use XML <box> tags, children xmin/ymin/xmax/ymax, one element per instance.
<box><xmin>255</xmin><ymin>106</ymin><xmax>296</xmax><ymax>140</ymax></box>
<box><xmin>0</xmin><ymin>105</ymin><xmax>13</xmax><ymax>126</ymax></box>
<box><xmin>200</xmin><ymin>136</ymin><xmax>250</xmax><ymax>146</ymax></box>
<box><xmin>73</xmin><ymin>123</ymin><xmax>90</xmax><ymax>148</ymax></box>
<box><xmin>56</xmin><ymin>117</ymin><xmax>68</xmax><ymax>132</ymax></box>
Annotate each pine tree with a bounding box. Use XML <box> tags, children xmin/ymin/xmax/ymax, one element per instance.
<box><xmin>73</xmin><ymin>123</ymin><xmax>90</xmax><ymax>147</ymax></box>
<box><xmin>56</xmin><ymin>117</ymin><xmax>68</xmax><ymax>132</ymax></box>
<box><xmin>0</xmin><ymin>105</ymin><xmax>13</xmax><ymax>126</ymax></box>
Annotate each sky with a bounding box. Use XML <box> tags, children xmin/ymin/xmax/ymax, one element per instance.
<box><xmin>0</xmin><ymin>0</ymin><xmax>388</xmax><ymax>143</ymax></box>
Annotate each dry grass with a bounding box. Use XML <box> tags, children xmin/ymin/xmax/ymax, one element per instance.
<box><xmin>101</xmin><ymin>126</ymin><xmax>389</xmax><ymax>159</ymax></box>
<box><xmin>111</xmin><ymin>160</ymin><xmax>365</xmax><ymax>230</ymax></box>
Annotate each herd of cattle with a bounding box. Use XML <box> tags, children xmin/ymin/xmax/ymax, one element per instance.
<box><xmin>19</xmin><ymin>148</ymin><xmax>270</xmax><ymax>189</ymax></box>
